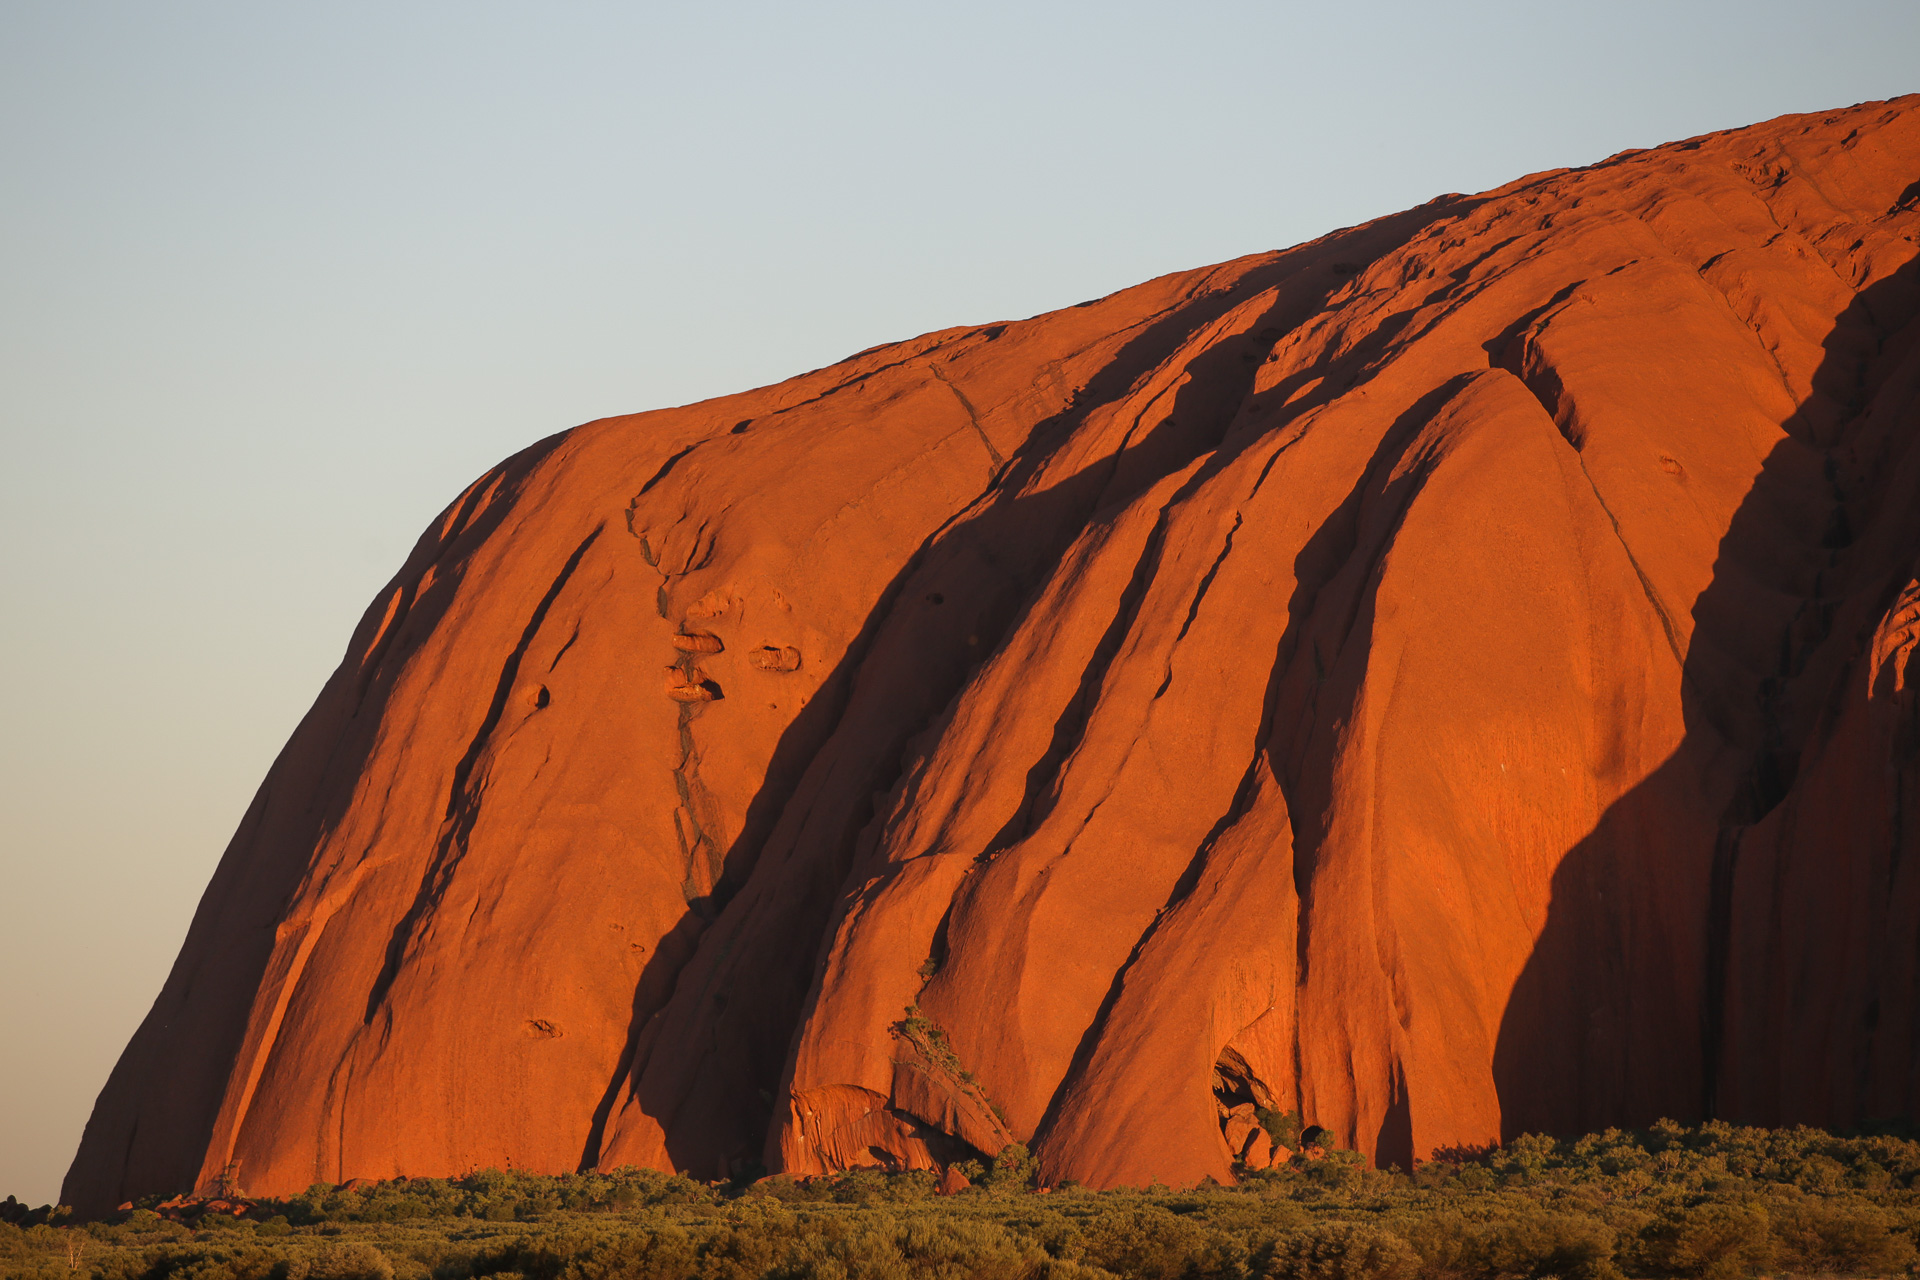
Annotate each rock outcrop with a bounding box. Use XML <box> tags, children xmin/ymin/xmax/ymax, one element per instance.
<box><xmin>66</xmin><ymin>97</ymin><xmax>1920</xmax><ymax>1211</ymax></box>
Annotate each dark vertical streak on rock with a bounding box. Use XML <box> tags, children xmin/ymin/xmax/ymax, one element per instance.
<box><xmin>442</xmin><ymin>527</ymin><xmax>604</xmax><ymax>823</ymax></box>
<box><xmin>362</xmin><ymin>524</ymin><xmax>603</xmax><ymax>1023</ymax></box>
<box><xmin>635</xmin><ymin>445</ymin><xmax>699</xmax><ymax>500</ymax></box>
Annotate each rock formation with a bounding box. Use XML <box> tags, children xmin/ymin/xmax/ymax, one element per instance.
<box><xmin>65</xmin><ymin>97</ymin><xmax>1920</xmax><ymax>1211</ymax></box>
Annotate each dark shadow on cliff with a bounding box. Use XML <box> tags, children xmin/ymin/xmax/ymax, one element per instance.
<box><xmin>1492</xmin><ymin>253</ymin><xmax>1920</xmax><ymax>1142</ymax></box>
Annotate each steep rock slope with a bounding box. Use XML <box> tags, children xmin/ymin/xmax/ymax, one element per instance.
<box><xmin>66</xmin><ymin>97</ymin><xmax>1920</xmax><ymax>1209</ymax></box>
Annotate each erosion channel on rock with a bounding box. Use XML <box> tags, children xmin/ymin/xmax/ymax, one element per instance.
<box><xmin>65</xmin><ymin>96</ymin><xmax>1920</xmax><ymax>1211</ymax></box>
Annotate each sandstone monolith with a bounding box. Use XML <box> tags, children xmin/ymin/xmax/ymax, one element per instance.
<box><xmin>65</xmin><ymin>96</ymin><xmax>1920</xmax><ymax>1210</ymax></box>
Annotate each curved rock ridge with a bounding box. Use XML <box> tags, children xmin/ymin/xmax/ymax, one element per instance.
<box><xmin>66</xmin><ymin>97</ymin><xmax>1920</xmax><ymax>1210</ymax></box>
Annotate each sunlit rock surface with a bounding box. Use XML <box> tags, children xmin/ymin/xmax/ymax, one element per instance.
<box><xmin>66</xmin><ymin>96</ymin><xmax>1920</xmax><ymax>1210</ymax></box>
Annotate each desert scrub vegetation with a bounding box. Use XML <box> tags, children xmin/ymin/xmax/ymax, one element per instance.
<box><xmin>7</xmin><ymin>1121</ymin><xmax>1920</xmax><ymax>1278</ymax></box>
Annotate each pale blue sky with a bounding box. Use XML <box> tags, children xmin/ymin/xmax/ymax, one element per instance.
<box><xmin>2</xmin><ymin>1</ymin><xmax>1914</xmax><ymax>1204</ymax></box>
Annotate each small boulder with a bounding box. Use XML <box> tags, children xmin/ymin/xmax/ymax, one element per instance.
<box><xmin>1242</xmin><ymin>1128</ymin><xmax>1272</xmax><ymax>1169</ymax></box>
<box><xmin>1222</xmin><ymin>1102</ymin><xmax>1258</xmax><ymax>1152</ymax></box>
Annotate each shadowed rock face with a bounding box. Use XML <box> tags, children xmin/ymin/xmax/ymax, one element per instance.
<box><xmin>65</xmin><ymin>97</ymin><xmax>1920</xmax><ymax>1210</ymax></box>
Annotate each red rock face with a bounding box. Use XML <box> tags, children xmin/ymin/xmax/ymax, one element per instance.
<box><xmin>64</xmin><ymin>98</ymin><xmax>1920</xmax><ymax>1211</ymax></box>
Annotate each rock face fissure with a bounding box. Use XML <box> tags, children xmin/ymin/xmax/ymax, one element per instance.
<box><xmin>64</xmin><ymin>97</ymin><xmax>1920</xmax><ymax>1210</ymax></box>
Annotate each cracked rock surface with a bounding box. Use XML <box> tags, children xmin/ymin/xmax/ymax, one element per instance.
<box><xmin>66</xmin><ymin>96</ymin><xmax>1920</xmax><ymax>1209</ymax></box>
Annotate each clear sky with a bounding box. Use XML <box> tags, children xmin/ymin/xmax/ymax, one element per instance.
<box><xmin>2</xmin><ymin>0</ymin><xmax>1914</xmax><ymax>1206</ymax></box>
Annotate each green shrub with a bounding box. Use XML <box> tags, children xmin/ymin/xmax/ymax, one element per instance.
<box><xmin>1635</xmin><ymin>1201</ymin><xmax>1773</xmax><ymax>1279</ymax></box>
<box><xmin>1258</xmin><ymin>1109</ymin><xmax>1304</xmax><ymax>1151</ymax></box>
<box><xmin>1768</xmin><ymin>1197</ymin><xmax>1917</xmax><ymax>1276</ymax></box>
<box><xmin>284</xmin><ymin>1242</ymin><xmax>395</xmax><ymax>1280</ymax></box>
<box><xmin>1263</xmin><ymin>1220</ymin><xmax>1416</xmax><ymax>1280</ymax></box>
<box><xmin>593</xmin><ymin>1229</ymin><xmax>703</xmax><ymax>1280</ymax></box>
<box><xmin>984</xmin><ymin>1145</ymin><xmax>1039</xmax><ymax>1195</ymax></box>
<box><xmin>1297</xmin><ymin>1148</ymin><xmax>1367</xmax><ymax>1194</ymax></box>
<box><xmin>1407</xmin><ymin>1208</ymin><xmax>1619</xmax><ymax>1280</ymax></box>
<box><xmin>1081</xmin><ymin>1206</ymin><xmax>1239</xmax><ymax>1280</ymax></box>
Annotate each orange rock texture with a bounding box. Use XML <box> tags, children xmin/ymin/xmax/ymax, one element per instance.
<box><xmin>66</xmin><ymin>97</ymin><xmax>1920</xmax><ymax>1210</ymax></box>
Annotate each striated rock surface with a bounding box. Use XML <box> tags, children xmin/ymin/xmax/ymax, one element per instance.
<box><xmin>66</xmin><ymin>97</ymin><xmax>1920</xmax><ymax>1210</ymax></box>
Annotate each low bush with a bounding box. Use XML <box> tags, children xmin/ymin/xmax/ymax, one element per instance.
<box><xmin>1766</xmin><ymin>1196</ymin><xmax>1916</xmax><ymax>1276</ymax></box>
<box><xmin>1264</xmin><ymin>1220</ymin><xmax>1416</xmax><ymax>1280</ymax></box>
